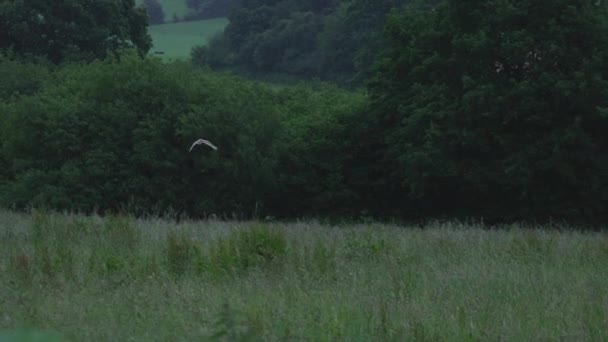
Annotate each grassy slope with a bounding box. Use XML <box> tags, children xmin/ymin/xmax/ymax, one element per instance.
<box><xmin>135</xmin><ymin>0</ymin><xmax>228</xmax><ymax>60</ymax></box>
<box><xmin>0</xmin><ymin>210</ymin><xmax>607</xmax><ymax>340</ymax></box>
<box><xmin>148</xmin><ymin>18</ymin><xmax>228</xmax><ymax>60</ymax></box>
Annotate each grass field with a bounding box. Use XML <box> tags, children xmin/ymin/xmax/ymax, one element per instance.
<box><xmin>148</xmin><ymin>18</ymin><xmax>228</xmax><ymax>60</ymax></box>
<box><xmin>0</xmin><ymin>210</ymin><xmax>607</xmax><ymax>340</ymax></box>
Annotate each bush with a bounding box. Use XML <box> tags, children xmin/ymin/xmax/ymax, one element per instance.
<box><xmin>0</xmin><ymin>55</ymin><xmax>51</xmax><ymax>100</ymax></box>
<box><xmin>271</xmin><ymin>83</ymin><xmax>368</xmax><ymax>218</ymax></box>
<box><xmin>0</xmin><ymin>50</ymin><xmax>373</xmax><ymax>220</ymax></box>
<box><xmin>0</xmin><ymin>54</ymin><xmax>282</xmax><ymax>218</ymax></box>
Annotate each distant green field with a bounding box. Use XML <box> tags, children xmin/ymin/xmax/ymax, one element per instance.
<box><xmin>148</xmin><ymin>18</ymin><xmax>228</xmax><ymax>60</ymax></box>
<box><xmin>135</xmin><ymin>0</ymin><xmax>191</xmax><ymax>21</ymax></box>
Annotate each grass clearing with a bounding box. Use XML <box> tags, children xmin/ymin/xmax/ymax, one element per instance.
<box><xmin>0</xmin><ymin>209</ymin><xmax>607</xmax><ymax>340</ymax></box>
<box><xmin>148</xmin><ymin>18</ymin><xmax>228</xmax><ymax>60</ymax></box>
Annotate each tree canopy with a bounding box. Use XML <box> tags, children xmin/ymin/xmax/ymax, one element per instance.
<box><xmin>143</xmin><ymin>0</ymin><xmax>165</xmax><ymax>24</ymax></box>
<box><xmin>0</xmin><ymin>54</ymin><xmax>364</xmax><ymax>218</ymax></box>
<box><xmin>185</xmin><ymin>0</ymin><xmax>241</xmax><ymax>19</ymax></box>
<box><xmin>2</xmin><ymin>0</ymin><xmax>608</xmax><ymax>224</ymax></box>
<box><xmin>366</xmin><ymin>0</ymin><xmax>608</xmax><ymax>221</ymax></box>
<box><xmin>0</xmin><ymin>0</ymin><xmax>151</xmax><ymax>63</ymax></box>
<box><xmin>193</xmin><ymin>0</ymin><xmax>403</xmax><ymax>85</ymax></box>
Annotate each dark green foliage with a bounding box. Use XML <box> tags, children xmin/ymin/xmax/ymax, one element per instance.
<box><xmin>0</xmin><ymin>53</ymin><xmax>283</xmax><ymax>217</ymax></box>
<box><xmin>191</xmin><ymin>34</ymin><xmax>234</xmax><ymax>68</ymax></box>
<box><xmin>196</xmin><ymin>0</ymin><xmax>395</xmax><ymax>84</ymax></box>
<box><xmin>221</xmin><ymin>4</ymin><xmax>324</xmax><ymax>73</ymax></box>
<box><xmin>4</xmin><ymin>0</ymin><xmax>608</xmax><ymax>224</ymax></box>
<box><xmin>0</xmin><ymin>56</ymin><xmax>51</xmax><ymax>190</ymax></box>
<box><xmin>0</xmin><ymin>51</ymin><xmax>367</xmax><ymax>219</ymax></box>
<box><xmin>0</xmin><ymin>54</ymin><xmax>51</xmax><ymax>100</ymax></box>
<box><xmin>0</xmin><ymin>0</ymin><xmax>151</xmax><ymax>64</ymax></box>
<box><xmin>185</xmin><ymin>0</ymin><xmax>241</xmax><ymax>20</ymax></box>
<box><xmin>317</xmin><ymin>0</ymin><xmax>409</xmax><ymax>83</ymax></box>
<box><xmin>270</xmin><ymin>84</ymin><xmax>368</xmax><ymax>217</ymax></box>
<box><xmin>367</xmin><ymin>0</ymin><xmax>608</xmax><ymax>221</ymax></box>
<box><xmin>143</xmin><ymin>0</ymin><xmax>165</xmax><ymax>24</ymax></box>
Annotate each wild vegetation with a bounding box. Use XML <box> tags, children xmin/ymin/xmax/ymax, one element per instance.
<box><xmin>192</xmin><ymin>0</ymin><xmax>394</xmax><ymax>84</ymax></box>
<box><xmin>1</xmin><ymin>0</ymin><xmax>607</xmax><ymax>223</ymax></box>
<box><xmin>1</xmin><ymin>210</ymin><xmax>607</xmax><ymax>340</ymax></box>
<box><xmin>0</xmin><ymin>0</ymin><xmax>151</xmax><ymax>64</ymax></box>
<box><xmin>1</xmin><ymin>0</ymin><xmax>608</xmax><ymax>340</ymax></box>
<box><xmin>0</xmin><ymin>53</ymin><xmax>366</xmax><ymax>219</ymax></box>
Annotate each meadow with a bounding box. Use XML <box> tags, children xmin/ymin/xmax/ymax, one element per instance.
<box><xmin>0</xmin><ymin>209</ymin><xmax>607</xmax><ymax>341</ymax></box>
<box><xmin>147</xmin><ymin>18</ymin><xmax>228</xmax><ymax>60</ymax></box>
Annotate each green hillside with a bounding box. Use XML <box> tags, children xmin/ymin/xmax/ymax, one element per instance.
<box><xmin>148</xmin><ymin>18</ymin><xmax>228</xmax><ymax>60</ymax></box>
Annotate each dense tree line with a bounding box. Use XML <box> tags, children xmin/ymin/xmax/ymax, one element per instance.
<box><xmin>184</xmin><ymin>0</ymin><xmax>241</xmax><ymax>20</ymax></box>
<box><xmin>192</xmin><ymin>0</ymin><xmax>409</xmax><ymax>85</ymax></box>
<box><xmin>0</xmin><ymin>0</ymin><xmax>151</xmax><ymax>64</ymax></box>
<box><xmin>1</xmin><ymin>0</ymin><xmax>608</xmax><ymax>224</ymax></box>
<box><xmin>0</xmin><ymin>53</ymin><xmax>366</xmax><ymax>218</ymax></box>
<box><xmin>142</xmin><ymin>0</ymin><xmax>165</xmax><ymax>24</ymax></box>
<box><xmin>363</xmin><ymin>0</ymin><xmax>608</xmax><ymax>221</ymax></box>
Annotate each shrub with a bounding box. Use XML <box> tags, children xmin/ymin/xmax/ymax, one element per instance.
<box><xmin>1</xmin><ymin>55</ymin><xmax>283</xmax><ymax>219</ymax></box>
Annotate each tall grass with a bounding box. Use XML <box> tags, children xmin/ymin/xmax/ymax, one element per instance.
<box><xmin>0</xmin><ymin>209</ymin><xmax>606</xmax><ymax>340</ymax></box>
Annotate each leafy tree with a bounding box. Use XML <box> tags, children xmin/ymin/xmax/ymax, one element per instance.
<box><xmin>0</xmin><ymin>54</ymin><xmax>50</xmax><ymax>100</ymax></box>
<box><xmin>251</xmin><ymin>11</ymin><xmax>323</xmax><ymax>74</ymax></box>
<box><xmin>192</xmin><ymin>33</ymin><xmax>234</xmax><ymax>68</ymax></box>
<box><xmin>197</xmin><ymin>0</ymin><xmax>412</xmax><ymax>84</ymax></box>
<box><xmin>198</xmin><ymin>0</ymin><xmax>335</xmax><ymax>76</ymax></box>
<box><xmin>143</xmin><ymin>0</ymin><xmax>165</xmax><ymax>24</ymax></box>
<box><xmin>185</xmin><ymin>0</ymin><xmax>241</xmax><ymax>19</ymax></box>
<box><xmin>317</xmin><ymin>0</ymin><xmax>392</xmax><ymax>83</ymax></box>
<box><xmin>0</xmin><ymin>0</ymin><xmax>151</xmax><ymax>63</ymax></box>
<box><xmin>270</xmin><ymin>83</ymin><xmax>367</xmax><ymax>217</ymax></box>
<box><xmin>368</xmin><ymin>0</ymin><xmax>608</xmax><ymax>221</ymax></box>
<box><xmin>0</xmin><ymin>55</ymin><xmax>51</xmax><ymax>196</ymax></box>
